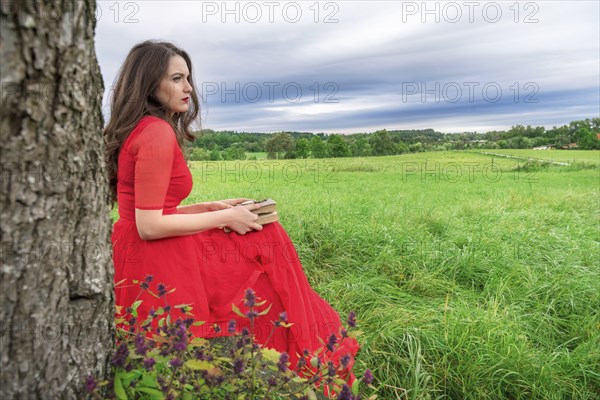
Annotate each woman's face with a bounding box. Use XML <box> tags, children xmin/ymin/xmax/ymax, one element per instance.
<box><xmin>155</xmin><ymin>55</ymin><xmax>193</xmax><ymax>115</ymax></box>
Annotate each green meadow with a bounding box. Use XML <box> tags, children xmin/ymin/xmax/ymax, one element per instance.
<box><xmin>181</xmin><ymin>150</ymin><xmax>600</xmax><ymax>399</ymax></box>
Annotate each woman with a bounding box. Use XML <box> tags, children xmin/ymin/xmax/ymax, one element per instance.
<box><xmin>104</xmin><ymin>40</ymin><xmax>358</xmax><ymax>375</ymax></box>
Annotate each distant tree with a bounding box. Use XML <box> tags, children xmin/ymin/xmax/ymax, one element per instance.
<box><xmin>369</xmin><ymin>129</ymin><xmax>395</xmax><ymax>155</ymax></box>
<box><xmin>209</xmin><ymin>147</ymin><xmax>222</xmax><ymax>160</ymax></box>
<box><xmin>265</xmin><ymin>132</ymin><xmax>295</xmax><ymax>159</ymax></box>
<box><xmin>309</xmin><ymin>136</ymin><xmax>328</xmax><ymax>158</ymax></box>
<box><xmin>189</xmin><ymin>147</ymin><xmax>210</xmax><ymax>161</ymax></box>
<box><xmin>295</xmin><ymin>138</ymin><xmax>310</xmax><ymax>158</ymax></box>
<box><xmin>408</xmin><ymin>142</ymin><xmax>424</xmax><ymax>153</ymax></box>
<box><xmin>223</xmin><ymin>144</ymin><xmax>247</xmax><ymax>160</ymax></box>
<box><xmin>349</xmin><ymin>137</ymin><xmax>372</xmax><ymax>157</ymax></box>
<box><xmin>576</xmin><ymin>127</ymin><xmax>600</xmax><ymax>150</ymax></box>
<box><xmin>394</xmin><ymin>142</ymin><xmax>409</xmax><ymax>154</ymax></box>
<box><xmin>327</xmin><ymin>134</ymin><xmax>350</xmax><ymax>157</ymax></box>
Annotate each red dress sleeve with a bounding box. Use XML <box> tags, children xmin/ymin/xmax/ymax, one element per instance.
<box><xmin>128</xmin><ymin>119</ymin><xmax>177</xmax><ymax>210</ymax></box>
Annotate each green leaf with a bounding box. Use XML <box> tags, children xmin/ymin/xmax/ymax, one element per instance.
<box><xmin>351</xmin><ymin>378</ymin><xmax>360</xmax><ymax>395</ymax></box>
<box><xmin>140</xmin><ymin>373</ymin><xmax>159</xmax><ymax>388</ymax></box>
<box><xmin>310</xmin><ymin>356</ymin><xmax>320</xmax><ymax>368</ymax></box>
<box><xmin>131</xmin><ymin>300</ymin><xmax>142</xmax><ymax>317</ymax></box>
<box><xmin>257</xmin><ymin>303</ymin><xmax>272</xmax><ymax>316</ymax></box>
<box><xmin>303</xmin><ymin>387</ymin><xmax>318</xmax><ymax>400</ymax></box>
<box><xmin>135</xmin><ymin>387</ymin><xmax>164</xmax><ymax>399</ymax></box>
<box><xmin>114</xmin><ymin>376</ymin><xmax>128</xmax><ymax>400</ymax></box>
<box><xmin>231</xmin><ymin>303</ymin><xmax>246</xmax><ymax>318</ymax></box>
<box><xmin>348</xmin><ymin>330</ymin><xmax>364</xmax><ymax>339</ymax></box>
<box><xmin>185</xmin><ymin>359</ymin><xmax>214</xmax><ymax>370</ymax></box>
<box><xmin>261</xmin><ymin>347</ymin><xmax>281</xmax><ymax>363</ymax></box>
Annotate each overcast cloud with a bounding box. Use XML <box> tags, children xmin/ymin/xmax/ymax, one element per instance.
<box><xmin>95</xmin><ymin>0</ymin><xmax>600</xmax><ymax>133</ymax></box>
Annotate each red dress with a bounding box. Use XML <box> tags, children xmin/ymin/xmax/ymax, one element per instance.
<box><xmin>112</xmin><ymin>116</ymin><xmax>358</xmax><ymax>374</ymax></box>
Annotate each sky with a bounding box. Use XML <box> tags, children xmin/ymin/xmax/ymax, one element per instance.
<box><xmin>95</xmin><ymin>0</ymin><xmax>600</xmax><ymax>134</ymax></box>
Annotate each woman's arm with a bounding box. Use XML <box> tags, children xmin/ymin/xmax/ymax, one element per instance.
<box><xmin>176</xmin><ymin>198</ymin><xmax>251</xmax><ymax>214</ymax></box>
<box><xmin>136</xmin><ymin>203</ymin><xmax>263</xmax><ymax>240</ymax></box>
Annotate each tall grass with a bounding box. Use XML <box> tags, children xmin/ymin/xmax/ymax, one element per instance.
<box><xmin>182</xmin><ymin>151</ymin><xmax>600</xmax><ymax>399</ymax></box>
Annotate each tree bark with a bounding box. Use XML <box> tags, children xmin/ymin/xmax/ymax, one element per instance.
<box><xmin>0</xmin><ymin>1</ymin><xmax>113</xmax><ymax>398</ymax></box>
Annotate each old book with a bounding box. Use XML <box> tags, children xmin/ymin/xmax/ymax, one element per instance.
<box><xmin>223</xmin><ymin>198</ymin><xmax>278</xmax><ymax>233</ymax></box>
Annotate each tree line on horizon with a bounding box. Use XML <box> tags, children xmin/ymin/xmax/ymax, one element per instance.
<box><xmin>188</xmin><ymin>118</ymin><xmax>600</xmax><ymax>161</ymax></box>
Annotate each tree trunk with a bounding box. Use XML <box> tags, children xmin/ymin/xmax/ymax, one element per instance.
<box><xmin>0</xmin><ymin>1</ymin><xmax>113</xmax><ymax>398</ymax></box>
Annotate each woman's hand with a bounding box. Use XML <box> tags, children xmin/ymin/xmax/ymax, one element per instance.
<box><xmin>223</xmin><ymin>203</ymin><xmax>263</xmax><ymax>235</ymax></box>
<box><xmin>219</xmin><ymin>198</ymin><xmax>253</xmax><ymax>206</ymax></box>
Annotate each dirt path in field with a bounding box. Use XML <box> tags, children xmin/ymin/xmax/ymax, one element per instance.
<box><xmin>478</xmin><ymin>152</ymin><xmax>571</xmax><ymax>166</ymax></box>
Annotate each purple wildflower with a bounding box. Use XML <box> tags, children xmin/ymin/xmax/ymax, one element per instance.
<box><xmin>134</xmin><ymin>333</ymin><xmax>148</xmax><ymax>356</ymax></box>
<box><xmin>327</xmin><ymin>361</ymin><xmax>336</xmax><ymax>377</ymax></box>
<box><xmin>297</xmin><ymin>357</ymin><xmax>306</xmax><ymax>372</ymax></box>
<box><xmin>170</xmin><ymin>358</ymin><xmax>183</xmax><ymax>368</ymax></box>
<box><xmin>347</xmin><ymin>312</ymin><xmax>357</xmax><ymax>328</ymax></box>
<box><xmin>213</xmin><ymin>324</ymin><xmax>222</xmax><ymax>334</ymax></box>
<box><xmin>163</xmin><ymin>305</ymin><xmax>171</xmax><ymax>313</ymax></box>
<box><xmin>277</xmin><ymin>352</ymin><xmax>289</xmax><ymax>372</ymax></box>
<box><xmin>241</xmin><ymin>327</ymin><xmax>250</xmax><ymax>336</ymax></box>
<box><xmin>268</xmin><ymin>377</ymin><xmax>277</xmax><ymax>387</ymax></box>
<box><xmin>227</xmin><ymin>319</ymin><xmax>237</xmax><ymax>333</ymax></box>
<box><xmin>85</xmin><ymin>375</ymin><xmax>96</xmax><ymax>392</ymax></box>
<box><xmin>159</xmin><ymin>345</ymin><xmax>170</xmax><ymax>357</ymax></box>
<box><xmin>362</xmin><ymin>369</ymin><xmax>374</xmax><ymax>385</ymax></box>
<box><xmin>174</xmin><ymin>340</ymin><xmax>187</xmax><ymax>352</ymax></box>
<box><xmin>244</xmin><ymin>288</ymin><xmax>256</xmax><ymax>307</ymax></box>
<box><xmin>337</xmin><ymin>384</ymin><xmax>352</xmax><ymax>400</ymax></box>
<box><xmin>245</xmin><ymin>310</ymin><xmax>258</xmax><ymax>320</ymax></box>
<box><xmin>233</xmin><ymin>358</ymin><xmax>244</xmax><ymax>375</ymax></box>
<box><xmin>111</xmin><ymin>342</ymin><xmax>129</xmax><ymax>368</ymax></box>
<box><xmin>149</xmin><ymin>307</ymin><xmax>156</xmax><ymax>316</ymax></box>
<box><xmin>143</xmin><ymin>357</ymin><xmax>156</xmax><ymax>371</ymax></box>
<box><xmin>340</xmin><ymin>353</ymin><xmax>352</xmax><ymax>369</ymax></box>
<box><xmin>145</xmin><ymin>275</ymin><xmax>153</xmax><ymax>283</ymax></box>
<box><xmin>327</xmin><ymin>333</ymin><xmax>338</xmax><ymax>352</ymax></box>
<box><xmin>157</xmin><ymin>283</ymin><xmax>167</xmax><ymax>297</ymax></box>
<box><xmin>140</xmin><ymin>281</ymin><xmax>149</xmax><ymax>290</ymax></box>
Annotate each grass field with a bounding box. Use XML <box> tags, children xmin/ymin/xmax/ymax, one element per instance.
<box><xmin>180</xmin><ymin>150</ymin><xmax>600</xmax><ymax>399</ymax></box>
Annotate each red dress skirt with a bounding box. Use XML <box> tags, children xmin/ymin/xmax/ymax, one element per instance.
<box><xmin>112</xmin><ymin>116</ymin><xmax>358</xmax><ymax>374</ymax></box>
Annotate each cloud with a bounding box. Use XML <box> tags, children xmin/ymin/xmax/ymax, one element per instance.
<box><xmin>96</xmin><ymin>0</ymin><xmax>600</xmax><ymax>133</ymax></box>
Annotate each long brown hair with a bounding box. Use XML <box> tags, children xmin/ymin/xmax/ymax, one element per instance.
<box><xmin>104</xmin><ymin>40</ymin><xmax>200</xmax><ymax>203</ymax></box>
